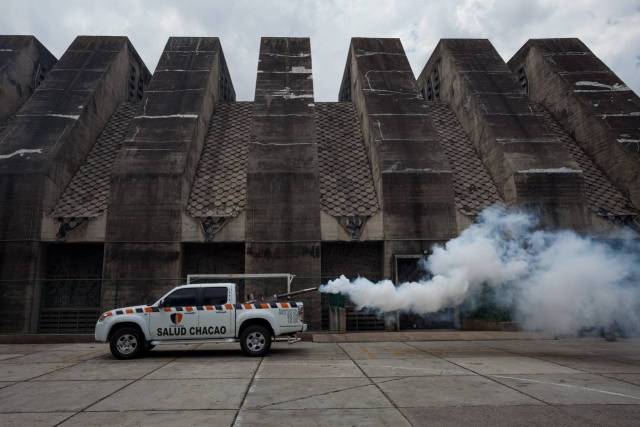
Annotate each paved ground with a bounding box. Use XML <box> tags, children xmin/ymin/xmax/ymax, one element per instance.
<box><xmin>1</xmin><ymin>337</ymin><xmax>640</xmax><ymax>426</ymax></box>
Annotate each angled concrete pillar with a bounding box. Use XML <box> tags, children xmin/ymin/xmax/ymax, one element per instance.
<box><xmin>418</xmin><ymin>39</ymin><xmax>587</xmax><ymax>230</ymax></box>
<box><xmin>0</xmin><ymin>36</ymin><xmax>147</xmax><ymax>332</ymax></box>
<box><xmin>0</xmin><ymin>36</ymin><xmax>57</xmax><ymax>124</ymax></box>
<box><xmin>245</xmin><ymin>38</ymin><xmax>322</xmax><ymax>328</ymax></box>
<box><xmin>508</xmin><ymin>38</ymin><xmax>640</xmax><ymax>209</ymax></box>
<box><xmin>339</xmin><ymin>38</ymin><xmax>457</xmax><ymax>280</ymax></box>
<box><xmin>103</xmin><ymin>37</ymin><xmax>235</xmax><ymax>309</ymax></box>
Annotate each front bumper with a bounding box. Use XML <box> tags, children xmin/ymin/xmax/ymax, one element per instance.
<box><xmin>94</xmin><ymin>321</ymin><xmax>108</xmax><ymax>342</ymax></box>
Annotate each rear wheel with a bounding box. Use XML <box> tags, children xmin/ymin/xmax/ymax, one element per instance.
<box><xmin>240</xmin><ymin>325</ymin><xmax>272</xmax><ymax>357</ymax></box>
<box><xmin>110</xmin><ymin>327</ymin><xmax>145</xmax><ymax>359</ymax></box>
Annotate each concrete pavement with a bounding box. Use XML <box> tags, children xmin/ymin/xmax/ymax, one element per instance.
<box><xmin>0</xmin><ymin>337</ymin><xmax>639</xmax><ymax>426</ymax></box>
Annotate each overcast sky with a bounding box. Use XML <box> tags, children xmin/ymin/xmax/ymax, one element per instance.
<box><xmin>3</xmin><ymin>0</ymin><xmax>639</xmax><ymax>101</ymax></box>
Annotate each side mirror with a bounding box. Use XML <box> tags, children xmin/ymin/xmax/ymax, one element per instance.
<box><xmin>159</xmin><ymin>299</ymin><xmax>165</xmax><ymax>307</ymax></box>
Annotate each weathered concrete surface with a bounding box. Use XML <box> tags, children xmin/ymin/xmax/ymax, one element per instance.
<box><xmin>0</xmin><ymin>338</ymin><xmax>639</xmax><ymax>425</ymax></box>
<box><xmin>0</xmin><ymin>412</ymin><xmax>71</xmax><ymax>427</ymax></box>
<box><xmin>245</xmin><ymin>38</ymin><xmax>321</xmax><ymax>328</ymax></box>
<box><xmin>259</xmin><ymin>341</ymin><xmax>350</xmax><ymax>360</ymax></box>
<box><xmin>0</xmin><ymin>363</ymin><xmax>71</xmax><ymax>381</ymax></box>
<box><xmin>104</xmin><ymin>37</ymin><xmax>234</xmax><ymax>310</ymax></box>
<box><xmin>418</xmin><ymin>39</ymin><xmax>588</xmax><ymax>230</ymax></box>
<box><xmin>0</xmin><ymin>379</ymin><xmax>130</xmax><ymax>412</ymax></box>
<box><xmin>339</xmin><ymin>341</ymin><xmax>434</xmax><ymax>359</ymax></box>
<box><xmin>0</xmin><ymin>36</ymin><xmax>56</xmax><ymax>123</ymax></box>
<box><xmin>535</xmin><ymin>355</ymin><xmax>640</xmax><ymax>373</ymax></box>
<box><xmin>89</xmin><ymin>379</ymin><xmax>250</xmax><ymax>411</ymax></box>
<box><xmin>243</xmin><ymin>378</ymin><xmax>391</xmax><ymax>409</ymax></box>
<box><xmin>509</xmin><ymin>38</ymin><xmax>640</xmax><ymax>209</ymax></box>
<box><xmin>145</xmin><ymin>360</ymin><xmax>259</xmax><ymax>379</ymax></box>
<box><xmin>236</xmin><ymin>409</ymin><xmax>410</xmax><ymax>426</ymax></box>
<box><xmin>35</xmin><ymin>361</ymin><xmax>165</xmax><ymax>380</ymax></box>
<box><xmin>492</xmin><ymin>373</ymin><xmax>640</xmax><ymax>404</ymax></box>
<box><xmin>601</xmin><ymin>373</ymin><xmax>640</xmax><ymax>386</ymax></box>
<box><xmin>256</xmin><ymin>359</ymin><xmax>363</xmax><ymax>378</ymax></box>
<box><xmin>445</xmin><ymin>355</ymin><xmax>580</xmax><ymax>374</ymax></box>
<box><xmin>0</xmin><ymin>36</ymin><xmax>148</xmax><ymax>332</ymax></box>
<box><xmin>376</xmin><ymin>375</ymin><xmax>541</xmax><ymax>407</ymax></box>
<box><xmin>356</xmin><ymin>356</ymin><xmax>468</xmax><ymax>377</ymax></box>
<box><xmin>340</xmin><ymin>38</ymin><xmax>457</xmax><ymax>280</ymax></box>
<box><xmin>63</xmin><ymin>411</ymin><xmax>237</xmax><ymax>427</ymax></box>
<box><xmin>400</xmin><ymin>406</ymin><xmax>586</xmax><ymax>427</ymax></box>
<box><xmin>7</xmin><ymin>348</ymin><xmax>102</xmax><ymax>363</ymax></box>
<box><xmin>312</xmin><ymin>330</ymin><xmax>545</xmax><ymax>342</ymax></box>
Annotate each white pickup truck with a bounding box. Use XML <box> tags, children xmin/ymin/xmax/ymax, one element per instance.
<box><xmin>95</xmin><ymin>282</ymin><xmax>307</xmax><ymax>359</ymax></box>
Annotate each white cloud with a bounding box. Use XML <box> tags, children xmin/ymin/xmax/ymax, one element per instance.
<box><xmin>1</xmin><ymin>0</ymin><xmax>639</xmax><ymax>101</ymax></box>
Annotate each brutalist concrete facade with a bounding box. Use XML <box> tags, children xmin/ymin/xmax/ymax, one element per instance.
<box><xmin>0</xmin><ymin>35</ymin><xmax>638</xmax><ymax>333</ymax></box>
<box><xmin>246</xmin><ymin>38</ymin><xmax>322</xmax><ymax>328</ymax></box>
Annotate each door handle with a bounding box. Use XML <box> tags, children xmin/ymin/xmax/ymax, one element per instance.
<box><xmin>184</xmin><ymin>311</ymin><xmax>196</xmax><ymax>315</ymax></box>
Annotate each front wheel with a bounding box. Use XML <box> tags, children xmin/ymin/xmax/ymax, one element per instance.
<box><xmin>240</xmin><ymin>325</ymin><xmax>272</xmax><ymax>357</ymax></box>
<box><xmin>110</xmin><ymin>327</ymin><xmax>145</xmax><ymax>359</ymax></box>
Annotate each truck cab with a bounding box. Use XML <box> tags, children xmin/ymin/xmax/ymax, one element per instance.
<box><xmin>95</xmin><ymin>282</ymin><xmax>307</xmax><ymax>359</ymax></box>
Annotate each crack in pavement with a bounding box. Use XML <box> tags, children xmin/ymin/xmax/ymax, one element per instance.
<box><xmin>339</xmin><ymin>343</ymin><xmax>415</xmax><ymax>427</ymax></box>
<box><xmin>404</xmin><ymin>341</ymin><xmax>551</xmax><ymax>406</ymax></box>
<box><xmin>52</xmin><ymin>350</ymin><xmax>181</xmax><ymax>427</ymax></box>
<box><xmin>491</xmin><ymin>374</ymin><xmax>640</xmax><ymax>401</ymax></box>
<box><xmin>255</xmin><ymin>380</ymin><xmax>377</xmax><ymax>410</ymax></box>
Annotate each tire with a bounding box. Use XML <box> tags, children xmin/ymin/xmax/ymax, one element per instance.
<box><xmin>240</xmin><ymin>325</ymin><xmax>272</xmax><ymax>357</ymax></box>
<box><xmin>110</xmin><ymin>326</ymin><xmax>145</xmax><ymax>359</ymax></box>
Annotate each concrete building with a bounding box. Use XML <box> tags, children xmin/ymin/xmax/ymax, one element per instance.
<box><xmin>0</xmin><ymin>35</ymin><xmax>638</xmax><ymax>334</ymax></box>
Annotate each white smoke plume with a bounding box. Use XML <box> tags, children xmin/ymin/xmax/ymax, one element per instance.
<box><xmin>320</xmin><ymin>206</ymin><xmax>640</xmax><ymax>336</ymax></box>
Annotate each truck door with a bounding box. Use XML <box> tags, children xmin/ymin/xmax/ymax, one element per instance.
<box><xmin>149</xmin><ymin>288</ymin><xmax>199</xmax><ymax>340</ymax></box>
<box><xmin>197</xmin><ymin>286</ymin><xmax>234</xmax><ymax>338</ymax></box>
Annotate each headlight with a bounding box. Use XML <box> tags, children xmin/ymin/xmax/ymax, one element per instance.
<box><xmin>298</xmin><ymin>305</ymin><xmax>304</xmax><ymax>322</ymax></box>
<box><xmin>98</xmin><ymin>312</ymin><xmax>112</xmax><ymax>322</ymax></box>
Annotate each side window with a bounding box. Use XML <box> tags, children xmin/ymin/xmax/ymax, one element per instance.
<box><xmin>163</xmin><ymin>288</ymin><xmax>198</xmax><ymax>307</ymax></box>
<box><xmin>202</xmin><ymin>287</ymin><xmax>228</xmax><ymax>305</ymax></box>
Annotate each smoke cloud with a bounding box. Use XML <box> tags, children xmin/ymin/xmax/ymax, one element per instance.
<box><xmin>320</xmin><ymin>206</ymin><xmax>640</xmax><ymax>336</ymax></box>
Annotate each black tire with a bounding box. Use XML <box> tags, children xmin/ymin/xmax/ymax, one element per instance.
<box><xmin>109</xmin><ymin>326</ymin><xmax>145</xmax><ymax>359</ymax></box>
<box><xmin>240</xmin><ymin>325</ymin><xmax>272</xmax><ymax>357</ymax></box>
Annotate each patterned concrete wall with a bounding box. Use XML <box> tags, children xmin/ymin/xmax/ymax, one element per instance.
<box><xmin>339</xmin><ymin>38</ymin><xmax>457</xmax><ymax>280</ymax></box>
<box><xmin>0</xmin><ymin>36</ymin><xmax>148</xmax><ymax>332</ymax></box>
<box><xmin>418</xmin><ymin>39</ymin><xmax>588</xmax><ymax>230</ymax></box>
<box><xmin>0</xmin><ymin>36</ymin><xmax>56</xmax><ymax>124</ymax></box>
<box><xmin>509</xmin><ymin>38</ymin><xmax>640</xmax><ymax>210</ymax></box>
<box><xmin>245</xmin><ymin>38</ymin><xmax>322</xmax><ymax>329</ymax></box>
<box><xmin>102</xmin><ymin>37</ymin><xmax>235</xmax><ymax>311</ymax></box>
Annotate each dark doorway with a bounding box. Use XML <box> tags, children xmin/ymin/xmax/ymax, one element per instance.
<box><xmin>321</xmin><ymin>241</ymin><xmax>385</xmax><ymax>331</ymax></box>
<box><xmin>395</xmin><ymin>255</ymin><xmax>455</xmax><ymax>330</ymax></box>
<box><xmin>39</xmin><ymin>243</ymin><xmax>104</xmax><ymax>333</ymax></box>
